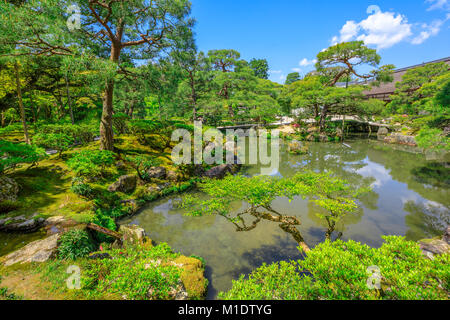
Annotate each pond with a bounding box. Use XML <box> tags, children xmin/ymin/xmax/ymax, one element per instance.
<box><xmin>122</xmin><ymin>138</ymin><xmax>450</xmax><ymax>299</ymax></box>
<box><xmin>0</xmin><ymin>229</ymin><xmax>47</xmax><ymax>258</ymax></box>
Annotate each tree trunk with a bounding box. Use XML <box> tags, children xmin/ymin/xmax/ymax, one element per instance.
<box><xmin>29</xmin><ymin>93</ymin><xmax>37</xmax><ymax>123</ymax></box>
<box><xmin>1</xmin><ymin>111</ymin><xmax>5</xmax><ymax>128</ymax></box>
<box><xmin>65</xmin><ymin>73</ymin><xmax>75</xmax><ymax>125</ymax></box>
<box><xmin>189</xmin><ymin>71</ymin><xmax>197</xmax><ymax>121</ymax></box>
<box><xmin>319</xmin><ymin>106</ymin><xmax>328</xmax><ymax>133</ymax></box>
<box><xmin>100</xmin><ymin>43</ymin><xmax>121</xmax><ymax>151</ymax></box>
<box><xmin>14</xmin><ymin>63</ymin><xmax>30</xmax><ymax>144</ymax></box>
<box><xmin>341</xmin><ymin>114</ymin><xmax>346</xmax><ymax>141</ymax></box>
<box><xmin>100</xmin><ymin>79</ymin><xmax>115</xmax><ymax>151</ymax></box>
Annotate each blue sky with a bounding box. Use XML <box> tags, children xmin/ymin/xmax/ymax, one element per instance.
<box><xmin>190</xmin><ymin>0</ymin><xmax>450</xmax><ymax>83</ymax></box>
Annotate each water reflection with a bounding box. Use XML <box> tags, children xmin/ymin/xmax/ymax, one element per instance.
<box><xmin>121</xmin><ymin>139</ymin><xmax>450</xmax><ymax>298</ymax></box>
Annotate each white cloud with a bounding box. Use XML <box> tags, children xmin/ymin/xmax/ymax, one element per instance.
<box><xmin>412</xmin><ymin>19</ymin><xmax>445</xmax><ymax>44</ymax></box>
<box><xmin>331</xmin><ymin>5</ymin><xmax>448</xmax><ymax>50</ymax></box>
<box><xmin>291</xmin><ymin>68</ymin><xmax>302</xmax><ymax>72</ymax></box>
<box><xmin>269</xmin><ymin>70</ymin><xmax>282</xmax><ymax>74</ymax></box>
<box><xmin>426</xmin><ymin>0</ymin><xmax>449</xmax><ymax>11</ymax></box>
<box><xmin>357</xmin><ymin>11</ymin><xmax>412</xmax><ymax>49</ymax></box>
<box><xmin>299</xmin><ymin>58</ymin><xmax>317</xmax><ymax>66</ymax></box>
<box><xmin>339</xmin><ymin>21</ymin><xmax>360</xmax><ymax>42</ymax></box>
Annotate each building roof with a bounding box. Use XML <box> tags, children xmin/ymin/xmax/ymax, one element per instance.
<box><xmin>335</xmin><ymin>56</ymin><xmax>450</xmax><ymax>99</ymax></box>
<box><xmin>363</xmin><ymin>56</ymin><xmax>450</xmax><ymax>99</ymax></box>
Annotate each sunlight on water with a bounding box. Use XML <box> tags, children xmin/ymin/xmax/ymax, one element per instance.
<box><xmin>121</xmin><ymin>139</ymin><xmax>450</xmax><ymax>299</ymax></box>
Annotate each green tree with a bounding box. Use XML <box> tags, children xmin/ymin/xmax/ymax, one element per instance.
<box><xmin>316</xmin><ymin>41</ymin><xmax>394</xmax><ymax>87</ymax></box>
<box><xmin>0</xmin><ymin>0</ymin><xmax>194</xmax><ymax>151</ymax></box>
<box><xmin>285</xmin><ymin>72</ymin><xmax>301</xmax><ymax>85</ymax></box>
<box><xmin>388</xmin><ymin>63</ymin><xmax>449</xmax><ymax>115</ymax></box>
<box><xmin>249</xmin><ymin>58</ymin><xmax>269</xmax><ymax>79</ymax></box>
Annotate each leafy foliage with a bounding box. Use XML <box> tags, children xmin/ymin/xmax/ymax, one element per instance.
<box><xmin>33</xmin><ymin>132</ymin><xmax>74</xmax><ymax>158</ymax></box>
<box><xmin>126</xmin><ymin>155</ymin><xmax>161</xmax><ymax>181</ymax></box>
<box><xmin>219</xmin><ymin>236</ymin><xmax>449</xmax><ymax>300</ymax></box>
<box><xmin>67</xmin><ymin>150</ymin><xmax>115</xmax><ymax>178</ymax></box>
<box><xmin>81</xmin><ymin>243</ymin><xmax>182</xmax><ymax>300</ymax></box>
<box><xmin>57</xmin><ymin>229</ymin><xmax>96</xmax><ymax>261</ymax></box>
<box><xmin>0</xmin><ymin>140</ymin><xmax>47</xmax><ymax>174</ymax></box>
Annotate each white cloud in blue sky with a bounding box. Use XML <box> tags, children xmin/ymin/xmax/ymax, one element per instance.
<box><xmin>331</xmin><ymin>3</ymin><xmax>449</xmax><ymax>49</ymax></box>
<box><xmin>426</xmin><ymin>0</ymin><xmax>449</xmax><ymax>11</ymax></box>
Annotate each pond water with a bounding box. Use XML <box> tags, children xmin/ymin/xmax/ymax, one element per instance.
<box><xmin>122</xmin><ymin>138</ymin><xmax>450</xmax><ymax>299</ymax></box>
<box><xmin>0</xmin><ymin>229</ymin><xmax>47</xmax><ymax>257</ymax></box>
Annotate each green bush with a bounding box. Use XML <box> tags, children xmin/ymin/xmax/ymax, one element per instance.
<box><xmin>416</xmin><ymin>127</ymin><xmax>449</xmax><ymax>151</ymax></box>
<box><xmin>70</xmin><ymin>177</ymin><xmax>94</xmax><ymax>198</ymax></box>
<box><xmin>0</xmin><ymin>200</ymin><xmax>20</xmax><ymax>214</ymax></box>
<box><xmin>33</xmin><ymin>132</ymin><xmax>74</xmax><ymax>158</ymax></box>
<box><xmin>92</xmin><ymin>209</ymin><xmax>118</xmax><ymax>243</ymax></box>
<box><xmin>80</xmin><ymin>243</ymin><xmax>181</xmax><ymax>300</ymax></box>
<box><xmin>0</xmin><ymin>140</ymin><xmax>47</xmax><ymax>174</ymax></box>
<box><xmin>112</xmin><ymin>113</ymin><xmax>130</xmax><ymax>135</ymax></box>
<box><xmin>37</xmin><ymin>123</ymin><xmax>97</xmax><ymax>145</ymax></box>
<box><xmin>67</xmin><ymin>150</ymin><xmax>115</xmax><ymax>178</ymax></box>
<box><xmin>57</xmin><ymin>229</ymin><xmax>97</xmax><ymax>261</ymax></box>
<box><xmin>219</xmin><ymin>236</ymin><xmax>449</xmax><ymax>300</ymax></box>
<box><xmin>126</xmin><ymin>155</ymin><xmax>161</xmax><ymax>181</ymax></box>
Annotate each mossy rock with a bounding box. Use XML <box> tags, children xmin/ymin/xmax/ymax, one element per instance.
<box><xmin>173</xmin><ymin>256</ymin><xmax>208</xmax><ymax>299</ymax></box>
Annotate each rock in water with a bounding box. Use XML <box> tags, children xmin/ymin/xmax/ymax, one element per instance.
<box><xmin>288</xmin><ymin>141</ymin><xmax>308</xmax><ymax>155</ymax></box>
<box><xmin>419</xmin><ymin>226</ymin><xmax>450</xmax><ymax>259</ymax></box>
<box><xmin>0</xmin><ymin>213</ymin><xmax>45</xmax><ymax>233</ymax></box>
<box><xmin>384</xmin><ymin>133</ymin><xmax>417</xmax><ymax>147</ymax></box>
<box><xmin>2</xmin><ymin>234</ymin><xmax>60</xmax><ymax>266</ymax></box>
<box><xmin>0</xmin><ymin>176</ymin><xmax>19</xmax><ymax>202</ymax></box>
<box><xmin>377</xmin><ymin>127</ymin><xmax>389</xmax><ymax>136</ymax></box>
<box><xmin>108</xmin><ymin>175</ymin><xmax>137</xmax><ymax>193</ymax></box>
<box><xmin>443</xmin><ymin>226</ymin><xmax>450</xmax><ymax>244</ymax></box>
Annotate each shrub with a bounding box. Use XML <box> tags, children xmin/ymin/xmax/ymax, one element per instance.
<box><xmin>128</xmin><ymin>120</ymin><xmax>159</xmax><ymax>143</ymax></box>
<box><xmin>33</xmin><ymin>132</ymin><xmax>74</xmax><ymax>158</ymax></box>
<box><xmin>92</xmin><ymin>209</ymin><xmax>118</xmax><ymax>243</ymax></box>
<box><xmin>70</xmin><ymin>177</ymin><xmax>94</xmax><ymax>198</ymax></box>
<box><xmin>37</xmin><ymin>123</ymin><xmax>97</xmax><ymax>145</ymax></box>
<box><xmin>57</xmin><ymin>229</ymin><xmax>97</xmax><ymax>260</ymax></box>
<box><xmin>80</xmin><ymin>243</ymin><xmax>181</xmax><ymax>300</ymax></box>
<box><xmin>112</xmin><ymin>112</ymin><xmax>130</xmax><ymax>135</ymax></box>
<box><xmin>219</xmin><ymin>236</ymin><xmax>449</xmax><ymax>300</ymax></box>
<box><xmin>416</xmin><ymin>127</ymin><xmax>449</xmax><ymax>151</ymax></box>
<box><xmin>0</xmin><ymin>140</ymin><xmax>47</xmax><ymax>174</ymax></box>
<box><xmin>67</xmin><ymin>150</ymin><xmax>115</xmax><ymax>178</ymax></box>
<box><xmin>0</xmin><ymin>200</ymin><xmax>20</xmax><ymax>214</ymax></box>
<box><xmin>126</xmin><ymin>155</ymin><xmax>161</xmax><ymax>181</ymax></box>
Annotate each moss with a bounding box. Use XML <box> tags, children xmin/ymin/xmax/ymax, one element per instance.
<box><xmin>174</xmin><ymin>256</ymin><xmax>208</xmax><ymax>299</ymax></box>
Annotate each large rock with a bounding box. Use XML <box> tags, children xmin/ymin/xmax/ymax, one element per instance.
<box><xmin>444</xmin><ymin>226</ymin><xmax>450</xmax><ymax>244</ymax></box>
<box><xmin>108</xmin><ymin>175</ymin><xmax>137</xmax><ymax>193</ymax></box>
<box><xmin>318</xmin><ymin>134</ymin><xmax>329</xmax><ymax>143</ymax></box>
<box><xmin>2</xmin><ymin>234</ymin><xmax>60</xmax><ymax>266</ymax></box>
<box><xmin>145</xmin><ymin>167</ymin><xmax>167</xmax><ymax>180</ymax></box>
<box><xmin>288</xmin><ymin>141</ymin><xmax>308</xmax><ymax>155</ymax></box>
<box><xmin>166</xmin><ymin>170</ymin><xmax>179</xmax><ymax>182</ymax></box>
<box><xmin>0</xmin><ymin>176</ymin><xmax>19</xmax><ymax>202</ymax></box>
<box><xmin>44</xmin><ymin>216</ymin><xmax>82</xmax><ymax>235</ymax></box>
<box><xmin>384</xmin><ymin>133</ymin><xmax>417</xmax><ymax>147</ymax></box>
<box><xmin>377</xmin><ymin>127</ymin><xmax>389</xmax><ymax>136</ymax></box>
<box><xmin>419</xmin><ymin>226</ymin><xmax>450</xmax><ymax>259</ymax></box>
<box><xmin>0</xmin><ymin>213</ymin><xmax>45</xmax><ymax>233</ymax></box>
<box><xmin>203</xmin><ymin>164</ymin><xmax>232</xmax><ymax>179</ymax></box>
<box><xmin>119</xmin><ymin>225</ymin><xmax>147</xmax><ymax>245</ymax></box>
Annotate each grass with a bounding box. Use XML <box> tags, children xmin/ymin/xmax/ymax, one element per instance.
<box><xmin>1</xmin><ymin>133</ymin><xmax>180</xmax><ymax>223</ymax></box>
<box><xmin>0</xmin><ymin>242</ymin><xmax>208</xmax><ymax>300</ymax></box>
